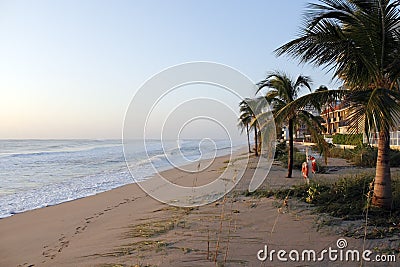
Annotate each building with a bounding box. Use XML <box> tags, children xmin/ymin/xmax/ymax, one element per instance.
<box><xmin>320</xmin><ymin>101</ymin><xmax>352</xmax><ymax>135</ymax></box>
<box><xmin>364</xmin><ymin>130</ymin><xmax>400</xmax><ymax>149</ymax></box>
<box><xmin>321</xmin><ymin>100</ymin><xmax>400</xmax><ymax>150</ymax></box>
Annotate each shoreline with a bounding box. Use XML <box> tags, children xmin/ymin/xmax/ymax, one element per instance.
<box><xmin>0</xmin><ymin>151</ymin><xmax>397</xmax><ymax>266</ymax></box>
<box><xmin>0</xmin><ymin>144</ymin><xmax>245</xmax><ymax>219</ymax></box>
<box><xmin>0</xmin><ymin>149</ymin><xmax>246</xmax><ymax>266</ymax></box>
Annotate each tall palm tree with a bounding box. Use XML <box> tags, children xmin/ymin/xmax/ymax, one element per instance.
<box><xmin>275</xmin><ymin>0</ymin><xmax>400</xmax><ymax>209</ymax></box>
<box><xmin>257</xmin><ymin>71</ymin><xmax>326</xmax><ymax>178</ymax></box>
<box><xmin>239</xmin><ymin>99</ymin><xmax>259</xmax><ymax>156</ymax></box>
<box><xmin>238</xmin><ymin>104</ymin><xmax>252</xmax><ymax>153</ymax></box>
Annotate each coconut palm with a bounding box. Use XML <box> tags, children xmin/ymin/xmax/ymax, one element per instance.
<box><xmin>238</xmin><ymin>104</ymin><xmax>252</xmax><ymax>153</ymax></box>
<box><xmin>275</xmin><ymin>0</ymin><xmax>400</xmax><ymax>209</ymax></box>
<box><xmin>239</xmin><ymin>99</ymin><xmax>259</xmax><ymax>156</ymax></box>
<box><xmin>257</xmin><ymin>72</ymin><xmax>326</xmax><ymax>178</ymax></box>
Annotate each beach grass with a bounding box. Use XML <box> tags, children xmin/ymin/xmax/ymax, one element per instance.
<box><xmin>124</xmin><ymin>219</ymin><xmax>177</xmax><ymax>239</ymax></box>
<box><xmin>247</xmin><ymin>172</ymin><xmax>400</xmax><ymax>239</ymax></box>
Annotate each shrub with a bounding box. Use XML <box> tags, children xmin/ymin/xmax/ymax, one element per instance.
<box><xmin>328</xmin><ymin>147</ymin><xmax>354</xmax><ymax>160</ymax></box>
<box><xmin>389</xmin><ymin>150</ymin><xmax>400</xmax><ymax>167</ymax></box>
<box><xmin>250</xmin><ymin>174</ymin><xmax>400</xmax><ymax>238</ymax></box>
<box><xmin>353</xmin><ymin>149</ymin><xmax>376</xmax><ymax>167</ymax></box>
<box><xmin>392</xmin><ymin>178</ymin><xmax>400</xmax><ymax>210</ymax></box>
<box><xmin>275</xmin><ymin>142</ymin><xmax>306</xmax><ymax>169</ymax></box>
<box><xmin>312</xmin><ymin>175</ymin><xmax>374</xmax><ymax>219</ymax></box>
<box><xmin>298</xmin><ymin>174</ymin><xmax>399</xmax><ymax>220</ymax></box>
<box><xmin>328</xmin><ymin>145</ymin><xmax>400</xmax><ymax>167</ymax></box>
<box><xmin>332</xmin><ymin>134</ymin><xmax>363</xmax><ymax>146</ymax></box>
<box><xmin>274</xmin><ymin>142</ymin><xmax>287</xmax><ymax>160</ymax></box>
<box><xmin>278</xmin><ymin>151</ymin><xmax>306</xmax><ymax>169</ymax></box>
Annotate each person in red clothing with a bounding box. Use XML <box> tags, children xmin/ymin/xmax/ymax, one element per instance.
<box><xmin>302</xmin><ymin>161</ymin><xmax>309</xmax><ymax>184</ymax></box>
<box><xmin>309</xmin><ymin>156</ymin><xmax>317</xmax><ymax>174</ymax></box>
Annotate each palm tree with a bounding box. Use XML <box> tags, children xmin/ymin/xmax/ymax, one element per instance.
<box><xmin>275</xmin><ymin>0</ymin><xmax>400</xmax><ymax>209</ymax></box>
<box><xmin>257</xmin><ymin>71</ymin><xmax>326</xmax><ymax>178</ymax></box>
<box><xmin>239</xmin><ymin>99</ymin><xmax>259</xmax><ymax>156</ymax></box>
<box><xmin>238</xmin><ymin>104</ymin><xmax>252</xmax><ymax>153</ymax></box>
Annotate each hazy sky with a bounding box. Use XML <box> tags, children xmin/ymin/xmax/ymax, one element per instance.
<box><xmin>0</xmin><ymin>0</ymin><xmax>341</xmax><ymax>139</ymax></box>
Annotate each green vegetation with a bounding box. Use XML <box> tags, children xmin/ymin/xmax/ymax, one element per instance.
<box><xmin>239</xmin><ymin>0</ymin><xmax>400</xmax><ymax>209</ymax></box>
<box><xmin>279</xmin><ymin>151</ymin><xmax>307</xmax><ymax>170</ymax></box>
<box><xmin>274</xmin><ymin>142</ymin><xmax>287</xmax><ymax>160</ymax></box>
<box><xmin>274</xmin><ymin>142</ymin><xmax>306</xmax><ymax>169</ymax></box>
<box><xmin>274</xmin><ymin>0</ymin><xmax>400</xmax><ymax>209</ymax></box>
<box><xmin>304</xmin><ymin>176</ymin><xmax>373</xmax><ymax>219</ymax></box>
<box><xmin>329</xmin><ymin>145</ymin><xmax>400</xmax><ymax>168</ymax></box>
<box><xmin>248</xmin><ymin>173</ymin><xmax>400</xmax><ymax>238</ymax></box>
<box><xmin>257</xmin><ymin>72</ymin><xmax>326</xmax><ymax>177</ymax></box>
<box><xmin>332</xmin><ymin>134</ymin><xmax>363</xmax><ymax>146</ymax></box>
<box><xmin>239</xmin><ymin>99</ymin><xmax>257</xmax><ymax>155</ymax></box>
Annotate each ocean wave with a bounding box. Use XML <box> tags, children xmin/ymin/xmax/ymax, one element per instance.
<box><xmin>0</xmin><ymin>139</ymin><xmax>237</xmax><ymax>218</ymax></box>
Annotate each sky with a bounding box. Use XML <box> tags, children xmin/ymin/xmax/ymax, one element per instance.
<box><xmin>0</xmin><ymin>0</ymin><xmax>342</xmax><ymax>139</ymax></box>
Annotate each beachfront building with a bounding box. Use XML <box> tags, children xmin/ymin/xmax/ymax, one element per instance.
<box><xmin>364</xmin><ymin>130</ymin><xmax>400</xmax><ymax>150</ymax></box>
<box><xmin>320</xmin><ymin>101</ymin><xmax>352</xmax><ymax>135</ymax></box>
<box><xmin>320</xmin><ymin>99</ymin><xmax>400</xmax><ymax>150</ymax></box>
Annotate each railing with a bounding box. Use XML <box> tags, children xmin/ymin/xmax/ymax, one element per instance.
<box><xmin>364</xmin><ymin>131</ymin><xmax>400</xmax><ymax>147</ymax></box>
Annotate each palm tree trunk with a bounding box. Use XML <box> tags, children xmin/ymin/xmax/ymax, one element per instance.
<box><xmin>287</xmin><ymin>119</ymin><xmax>294</xmax><ymax>178</ymax></box>
<box><xmin>326</xmin><ymin>117</ymin><xmax>330</xmax><ymax>134</ymax></box>
<box><xmin>254</xmin><ymin>123</ymin><xmax>259</xmax><ymax>156</ymax></box>
<box><xmin>246</xmin><ymin>124</ymin><xmax>251</xmax><ymax>153</ymax></box>
<box><xmin>372</xmin><ymin>129</ymin><xmax>392</xmax><ymax>209</ymax></box>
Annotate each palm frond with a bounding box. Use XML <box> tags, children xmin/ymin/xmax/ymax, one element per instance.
<box><xmin>346</xmin><ymin>88</ymin><xmax>400</xmax><ymax>134</ymax></box>
<box><xmin>297</xmin><ymin>110</ymin><xmax>330</xmax><ymax>163</ymax></box>
<box><xmin>274</xmin><ymin>89</ymin><xmax>347</xmax><ymax>125</ymax></box>
<box><xmin>276</xmin><ymin>0</ymin><xmax>400</xmax><ymax>90</ymax></box>
<box><xmin>257</xmin><ymin>71</ymin><xmax>313</xmax><ymax>103</ymax></box>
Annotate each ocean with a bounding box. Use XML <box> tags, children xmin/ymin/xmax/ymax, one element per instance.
<box><xmin>0</xmin><ymin>139</ymin><xmax>236</xmax><ymax>218</ymax></box>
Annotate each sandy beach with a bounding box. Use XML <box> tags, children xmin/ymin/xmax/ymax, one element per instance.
<box><xmin>0</xmin><ymin>151</ymin><xmax>398</xmax><ymax>267</ymax></box>
<box><xmin>1</xmin><ymin>0</ymin><xmax>399</xmax><ymax>266</ymax></box>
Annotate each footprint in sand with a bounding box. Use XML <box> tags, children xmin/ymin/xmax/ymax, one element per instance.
<box><xmin>94</xmin><ymin>212</ymin><xmax>104</xmax><ymax>217</ymax></box>
<box><xmin>75</xmin><ymin>226</ymin><xmax>81</xmax><ymax>234</ymax></box>
<box><xmin>42</xmin><ymin>233</ymin><xmax>70</xmax><ymax>260</ymax></box>
<box><xmin>58</xmin><ymin>240</ymin><xmax>69</xmax><ymax>252</ymax></box>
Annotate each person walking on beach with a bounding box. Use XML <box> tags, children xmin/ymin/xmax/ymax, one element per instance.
<box><xmin>309</xmin><ymin>155</ymin><xmax>317</xmax><ymax>176</ymax></box>
<box><xmin>301</xmin><ymin>161</ymin><xmax>309</xmax><ymax>185</ymax></box>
